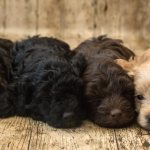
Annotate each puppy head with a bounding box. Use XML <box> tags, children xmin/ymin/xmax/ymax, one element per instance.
<box><xmin>132</xmin><ymin>63</ymin><xmax>150</xmax><ymax>130</ymax></box>
<box><xmin>84</xmin><ymin>58</ymin><xmax>135</xmax><ymax>128</ymax></box>
<box><xmin>27</xmin><ymin>57</ymin><xmax>86</xmax><ymax>128</ymax></box>
<box><xmin>31</xmin><ymin>75</ymin><xmax>85</xmax><ymax>128</ymax></box>
<box><xmin>116</xmin><ymin>50</ymin><xmax>150</xmax><ymax>130</ymax></box>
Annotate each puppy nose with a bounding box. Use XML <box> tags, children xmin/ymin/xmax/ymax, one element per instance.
<box><xmin>146</xmin><ymin>115</ymin><xmax>150</xmax><ymax>123</ymax></box>
<box><xmin>110</xmin><ymin>109</ymin><xmax>122</xmax><ymax>118</ymax></box>
<box><xmin>63</xmin><ymin>112</ymin><xmax>74</xmax><ymax>120</ymax></box>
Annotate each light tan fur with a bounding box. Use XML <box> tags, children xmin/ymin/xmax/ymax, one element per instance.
<box><xmin>116</xmin><ymin>49</ymin><xmax>150</xmax><ymax>129</ymax></box>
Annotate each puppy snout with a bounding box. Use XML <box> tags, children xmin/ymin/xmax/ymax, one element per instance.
<box><xmin>63</xmin><ymin>112</ymin><xmax>74</xmax><ymax>121</ymax></box>
<box><xmin>110</xmin><ymin>109</ymin><xmax>122</xmax><ymax>118</ymax></box>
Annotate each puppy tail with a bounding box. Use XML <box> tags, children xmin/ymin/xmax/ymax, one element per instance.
<box><xmin>71</xmin><ymin>53</ymin><xmax>86</xmax><ymax>76</ymax></box>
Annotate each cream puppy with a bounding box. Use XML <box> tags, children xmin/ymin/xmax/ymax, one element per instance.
<box><xmin>116</xmin><ymin>49</ymin><xmax>150</xmax><ymax>130</ymax></box>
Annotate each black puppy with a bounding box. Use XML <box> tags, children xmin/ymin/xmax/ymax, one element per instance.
<box><xmin>0</xmin><ymin>38</ymin><xmax>15</xmax><ymax>117</ymax></box>
<box><xmin>0</xmin><ymin>38</ymin><xmax>13</xmax><ymax>82</ymax></box>
<box><xmin>12</xmin><ymin>36</ymin><xmax>86</xmax><ymax>128</ymax></box>
<box><xmin>74</xmin><ymin>35</ymin><xmax>136</xmax><ymax>128</ymax></box>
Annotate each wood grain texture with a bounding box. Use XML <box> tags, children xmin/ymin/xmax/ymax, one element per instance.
<box><xmin>0</xmin><ymin>0</ymin><xmax>5</xmax><ymax>36</ymax></box>
<box><xmin>0</xmin><ymin>117</ymin><xmax>150</xmax><ymax>150</ymax></box>
<box><xmin>4</xmin><ymin>0</ymin><xmax>37</xmax><ymax>38</ymax></box>
<box><xmin>94</xmin><ymin>0</ymin><xmax>150</xmax><ymax>52</ymax></box>
<box><xmin>0</xmin><ymin>0</ymin><xmax>150</xmax><ymax>50</ymax></box>
<box><xmin>37</xmin><ymin>0</ymin><xmax>95</xmax><ymax>48</ymax></box>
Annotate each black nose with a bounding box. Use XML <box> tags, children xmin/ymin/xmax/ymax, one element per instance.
<box><xmin>146</xmin><ymin>115</ymin><xmax>150</xmax><ymax>123</ymax></box>
<box><xmin>63</xmin><ymin>112</ymin><xmax>74</xmax><ymax>121</ymax></box>
<box><xmin>110</xmin><ymin>109</ymin><xmax>122</xmax><ymax>118</ymax></box>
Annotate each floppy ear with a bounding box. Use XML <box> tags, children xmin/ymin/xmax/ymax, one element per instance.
<box><xmin>115</xmin><ymin>58</ymin><xmax>135</xmax><ymax>77</ymax></box>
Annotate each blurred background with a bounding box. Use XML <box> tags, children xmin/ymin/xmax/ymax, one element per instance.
<box><xmin>0</xmin><ymin>0</ymin><xmax>150</xmax><ymax>51</ymax></box>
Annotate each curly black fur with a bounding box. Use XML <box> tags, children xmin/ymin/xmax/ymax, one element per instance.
<box><xmin>11</xmin><ymin>36</ymin><xmax>86</xmax><ymax>128</ymax></box>
<box><xmin>0</xmin><ymin>38</ymin><xmax>16</xmax><ymax>117</ymax></box>
<box><xmin>74</xmin><ymin>35</ymin><xmax>136</xmax><ymax>128</ymax></box>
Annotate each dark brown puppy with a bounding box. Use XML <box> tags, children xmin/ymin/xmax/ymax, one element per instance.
<box><xmin>74</xmin><ymin>35</ymin><xmax>136</xmax><ymax>128</ymax></box>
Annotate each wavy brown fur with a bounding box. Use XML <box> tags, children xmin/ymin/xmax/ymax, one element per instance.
<box><xmin>74</xmin><ymin>35</ymin><xmax>136</xmax><ymax>128</ymax></box>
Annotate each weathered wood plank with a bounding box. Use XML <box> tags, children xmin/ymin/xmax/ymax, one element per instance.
<box><xmin>58</xmin><ymin>0</ymin><xmax>95</xmax><ymax>47</ymax></box>
<box><xmin>37</xmin><ymin>0</ymin><xmax>62</xmax><ymax>36</ymax></box>
<box><xmin>0</xmin><ymin>0</ymin><xmax>5</xmax><ymax>36</ymax></box>
<box><xmin>94</xmin><ymin>0</ymin><xmax>150</xmax><ymax>51</ymax></box>
<box><xmin>0</xmin><ymin>118</ymin><xmax>118</xmax><ymax>150</ymax></box>
<box><xmin>0</xmin><ymin>0</ymin><xmax>149</xmax><ymax>50</ymax></box>
<box><xmin>4</xmin><ymin>0</ymin><xmax>37</xmax><ymax>39</ymax></box>
<box><xmin>0</xmin><ymin>117</ymin><xmax>150</xmax><ymax>150</ymax></box>
<box><xmin>114</xmin><ymin>125</ymin><xmax>146</xmax><ymax>150</ymax></box>
<box><xmin>37</xmin><ymin>0</ymin><xmax>95</xmax><ymax>48</ymax></box>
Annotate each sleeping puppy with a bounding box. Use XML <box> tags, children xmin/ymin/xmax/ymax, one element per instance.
<box><xmin>116</xmin><ymin>49</ymin><xmax>150</xmax><ymax>130</ymax></box>
<box><xmin>12</xmin><ymin>36</ymin><xmax>86</xmax><ymax>128</ymax></box>
<box><xmin>74</xmin><ymin>35</ymin><xmax>136</xmax><ymax>128</ymax></box>
<box><xmin>0</xmin><ymin>38</ymin><xmax>15</xmax><ymax>117</ymax></box>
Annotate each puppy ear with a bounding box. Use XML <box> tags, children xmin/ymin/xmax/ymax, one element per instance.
<box><xmin>115</xmin><ymin>58</ymin><xmax>135</xmax><ymax>77</ymax></box>
<box><xmin>71</xmin><ymin>53</ymin><xmax>86</xmax><ymax>76</ymax></box>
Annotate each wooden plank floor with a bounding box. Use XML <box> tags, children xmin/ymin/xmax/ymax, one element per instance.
<box><xmin>0</xmin><ymin>117</ymin><xmax>150</xmax><ymax>150</ymax></box>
